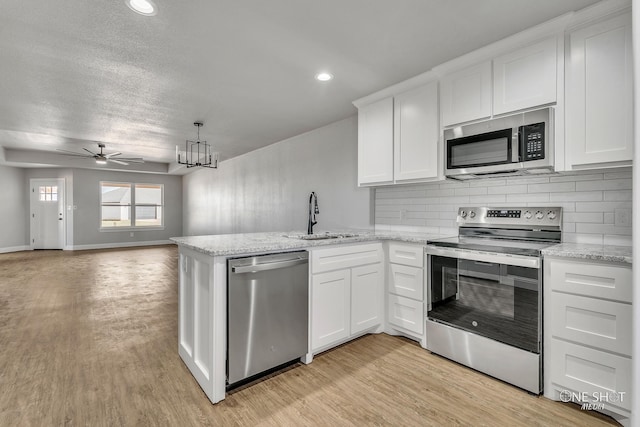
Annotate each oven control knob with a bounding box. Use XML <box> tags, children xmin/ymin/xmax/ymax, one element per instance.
<box><xmin>524</xmin><ymin>210</ymin><xmax>532</xmax><ymax>220</ymax></box>
<box><xmin>460</xmin><ymin>210</ymin><xmax>467</xmax><ymax>219</ymax></box>
<box><xmin>469</xmin><ymin>210</ymin><xmax>476</xmax><ymax>219</ymax></box>
<box><xmin>535</xmin><ymin>211</ymin><xmax>544</xmax><ymax>220</ymax></box>
<box><xmin>548</xmin><ymin>210</ymin><xmax>557</xmax><ymax>220</ymax></box>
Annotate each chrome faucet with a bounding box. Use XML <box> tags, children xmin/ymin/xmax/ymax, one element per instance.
<box><xmin>308</xmin><ymin>192</ymin><xmax>319</xmax><ymax>235</ymax></box>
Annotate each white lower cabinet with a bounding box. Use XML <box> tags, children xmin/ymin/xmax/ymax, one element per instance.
<box><xmin>351</xmin><ymin>264</ymin><xmax>383</xmax><ymax>335</ymax></box>
<box><xmin>310</xmin><ymin>243</ymin><xmax>383</xmax><ymax>353</ymax></box>
<box><xmin>386</xmin><ymin>242</ymin><xmax>426</xmax><ymax>345</ymax></box>
<box><xmin>387</xmin><ymin>294</ymin><xmax>423</xmax><ymax>335</ymax></box>
<box><xmin>311</xmin><ymin>269</ymin><xmax>351</xmax><ymax>350</ymax></box>
<box><xmin>544</xmin><ymin>257</ymin><xmax>632</xmax><ymax>424</ymax></box>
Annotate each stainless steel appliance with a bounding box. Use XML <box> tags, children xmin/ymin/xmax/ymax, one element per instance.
<box><xmin>227</xmin><ymin>251</ymin><xmax>309</xmax><ymax>387</ymax></box>
<box><xmin>426</xmin><ymin>206</ymin><xmax>562</xmax><ymax>394</ymax></box>
<box><xmin>445</xmin><ymin>108</ymin><xmax>554</xmax><ymax>180</ymax></box>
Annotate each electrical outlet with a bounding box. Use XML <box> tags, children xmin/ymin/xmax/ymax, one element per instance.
<box><xmin>614</xmin><ymin>208</ymin><xmax>632</xmax><ymax>227</ymax></box>
<box><xmin>400</xmin><ymin>209</ymin><xmax>407</xmax><ymax>220</ymax></box>
<box><xmin>130</xmin><ymin>232</ymin><xmax>134</xmax><ymax>237</ymax></box>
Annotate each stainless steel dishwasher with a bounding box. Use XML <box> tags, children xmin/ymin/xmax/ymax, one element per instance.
<box><xmin>227</xmin><ymin>251</ymin><xmax>309</xmax><ymax>388</ymax></box>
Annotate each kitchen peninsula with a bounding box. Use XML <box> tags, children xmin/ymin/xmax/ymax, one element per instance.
<box><xmin>170</xmin><ymin>230</ymin><xmax>441</xmax><ymax>404</ymax></box>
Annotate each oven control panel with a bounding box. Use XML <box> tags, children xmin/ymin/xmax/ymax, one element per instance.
<box><xmin>458</xmin><ymin>206</ymin><xmax>562</xmax><ymax>227</ymax></box>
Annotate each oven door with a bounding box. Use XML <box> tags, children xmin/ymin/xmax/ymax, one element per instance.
<box><xmin>426</xmin><ymin>246</ymin><xmax>541</xmax><ymax>353</ymax></box>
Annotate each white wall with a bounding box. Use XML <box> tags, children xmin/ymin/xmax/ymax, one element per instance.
<box><xmin>183</xmin><ymin>115</ymin><xmax>372</xmax><ymax>235</ymax></box>
<box><xmin>0</xmin><ymin>165</ymin><xmax>28</xmax><ymax>251</ymax></box>
<box><xmin>71</xmin><ymin>168</ymin><xmax>182</xmax><ymax>248</ymax></box>
<box><xmin>375</xmin><ymin>169</ymin><xmax>633</xmax><ymax>246</ymax></box>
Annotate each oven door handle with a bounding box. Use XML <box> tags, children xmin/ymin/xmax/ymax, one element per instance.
<box><xmin>425</xmin><ymin>246</ymin><xmax>540</xmax><ymax>269</ymax></box>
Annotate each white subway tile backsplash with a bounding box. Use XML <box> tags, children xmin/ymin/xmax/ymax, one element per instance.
<box><xmin>575</xmin><ymin>178</ymin><xmax>632</xmax><ymax>191</ymax></box>
<box><xmin>506</xmin><ymin>193</ymin><xmax>550</xmax><ymax>203</ymax></box>
<box><xmin>604</xmin><ymin>170</ymin><xmax>633</xmax><ymax>179</ymax></box>
<box><xmin>506</xmin><ymin>176</ymin><xmax>550</xmax><ymax>185</ymax></box>
<box><xmin>604</xmin><ymin>190</ymin><xmax>632</xmax><ymax>201</ymax></box>
<box><xmin>528</xmin><ymin>182</ymin><xmax>575</xmax><ymax>193</ymax></box>
<box><xmin>455</xmin><ymin>187</ymin><xmax>487</xmax><ymax>196</ymax></box>
<box><xmin>576</xmin><ymin>223</ymin><xmax>632</xmax><ymax>236</ymax></box>
<box><xmin>469</xmin><ymin>194</ymin><xmax>506</xmax><ymax>204</ymax></box>
<box><xmin>470</xmin><ymin>179</ymin><xmax>506</xmax><ymax>187</ymax></box>
<box><xmin>548</xmin><ymin>191</ymin><xmax>602</xmax><ymax>202</ymax></box>
<box><xmin>550</xmin><ymin>173</ymin><xmax>603</xmax><ymax>182</ymax></box>
<box><xmin>563</xmin><ymin>233</ymin><xmax>604</xmax><ymax>245</ymax></box>
<box><xmin>487</xmin><ymin>184</ymin><xmax>528</xmax><ymax>195</ymax></box>
<box><xmin>604</xmin><ymin>235</ymin><xmax>632</xmax><ymax>246</ymax></box>
<box><xmin>563</xmin><ymin>212</ymin><xmax>603</xmax><ymax>223</ymax></box>
<box><xmin>604</xmin><ymin>213</ymin><xmax>615</xmax><ymax>224</ymax></box>
<box><xmin>439</xmin><ymin>181</ymin><xmax>470</xmax><ymax>189</ymax></box>
<box><xmin>576</xmin><ymin>201</ymin><xmax>632</xmax><ymax>212</ymax></box>
<box><xmin>374</xmin><ymin>168</ymin><xmax>632</xmax><ymax>246</ymax></box>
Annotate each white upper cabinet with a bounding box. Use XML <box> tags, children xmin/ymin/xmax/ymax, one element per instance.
<box><xmin>440</xmin><ymin>61</ymin><xmax>492</xmax><ymax>127</ymax></box>
<box><xmin>393</xmin><ymin>81</ymin><xmax>439</xmax><ymax>182</ymax></box>
<box><xmin>357</xmin><ymin>97</ymin><xmax>394</xmax><ymax>185</ymax></box>
<box><xmin>493</xmin><ymin>37</ymin><xmax>557</xmax><ymax>115</ymax></box>
<box><xmin>356</xmin><ymin>80</ymin><xmax>441</xmax><ymax>186</ymax></box>
<box><xmin>565</xmin><ymin>12</ymin><xmax>633</xmax><ymax>169</ymax></box>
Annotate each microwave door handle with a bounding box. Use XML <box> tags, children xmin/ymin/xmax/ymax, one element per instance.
<box><xmin>514</xmin><ymin>128</ymin><xmax>521</xmax><ymax>162</ymax></box>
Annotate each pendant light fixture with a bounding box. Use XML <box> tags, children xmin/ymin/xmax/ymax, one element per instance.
<box><xmin>176</xmin><ymin>122</ymin><xmax>219</xmax><ymax>169</ymax></box>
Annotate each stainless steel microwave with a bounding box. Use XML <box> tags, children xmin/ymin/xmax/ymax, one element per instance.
<box><xmin>444</xmin><ymin>108</ymin><xmax>554</xmax><ymax>180</ymax></box>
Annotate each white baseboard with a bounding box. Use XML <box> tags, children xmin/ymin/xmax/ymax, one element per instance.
<box><xmin>0</xmin><ymin>245</ymin><xmax>30</xmax><ymax>254</ymax></box>
<box><xmin>71</xmin><ymin>240</ymin><xmax>173</xmax><ymax>251</ymax></box>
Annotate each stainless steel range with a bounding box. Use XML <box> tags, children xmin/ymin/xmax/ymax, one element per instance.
<box><xmin>425</xmin><ymin>206</ymin><xmax>562</xmax><ymax>394</ymax></box>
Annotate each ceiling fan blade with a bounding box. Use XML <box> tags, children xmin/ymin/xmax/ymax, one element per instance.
<box><xmin>83</xmin><ymin>147</ymin><xmax>98</xmax><ymax>156</ymax></box>
<box><xmin>56</xmin><ymin>149</ymin><xmax>92</xmax><ymax>157</ymax></box>
<box><xmin>117</xmin><ymin>157</ymin><xmax>145</xmax><ymax>163</ymax></box>
<box><xmin>105</xmin><ymin>152</ymin><xmax>122</xmax><ymax>158</ymax></box>
<box><xmin>108</xmin><ymin>159</ymin><xmax>129</xmax><ymax>166</ymax></box>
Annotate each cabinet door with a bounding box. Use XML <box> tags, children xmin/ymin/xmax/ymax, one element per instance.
<box><xmin>388</xmin><ymin>263</ymin><xmax>424</xmax><ymax>301</ymax></box>
<box><xmin>566</xmin><ymin>13</ymin><xmax>633</xmax><ymax>168</ymax></box>
<box><xmin>440</xmin><ymin>61</ymin><xmax>492</xmax><ymax>126</ymax></box>
<box><xmin>311</xmin><ymin>269</ymin><xmax>351</xmax><ymax>351</ymax></box>
<box><xmin>550</xmin><ymin>292</ymin><xmax>632</xmax><ymax>356</ymax></box>
<box><xmin>358</xmin><ymin>97</ymin><xmax>394</xmax><ymax>185</ymax></box>
<box><xmin>388</xmin><ymin>294</ymin><xmax>424</xmax><ymax>335</ymax></box>
<box><xmin>393</xmin><ymin>82</ymin><xmax>439</xmax><ymax>181</ymax></box>
<box><xmin>550</xmin><ymin>339</ymin><xmax>632</xmax><ymax>411</ymax></box>
<box><xmin>493</xmin><ymin>37</ymin><xmax>557</xmax><ymax>115</ymax></box>
<box><xmin>351</xmin><ymin>263</ymin><xmax>383</xmax><ymax>335</ymax></box>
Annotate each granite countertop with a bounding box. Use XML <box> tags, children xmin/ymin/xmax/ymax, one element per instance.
<box><xmin>541</xmin><ymin>243</ymin><xmax>632</xmax><ymax>264</ymax></box>
<box><xmin>170</xmin><ymin>230</ymin><xmax>450</xmax><ymax>257</ymax></box>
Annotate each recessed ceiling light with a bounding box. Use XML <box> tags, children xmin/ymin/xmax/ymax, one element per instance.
<box><xmin>126</xmin><ymin>0</ymin><xmax>157</xmax><ymax>16</ymax></box>
<box><xmin>315</xmin><ymin>72</ymin><xmax>333</xmax><ymax>82</ymax></box>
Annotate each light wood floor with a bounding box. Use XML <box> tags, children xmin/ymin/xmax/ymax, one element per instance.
<box><xmin>0</xmin><ymin>246</ymin><xmax>618</xmax><ymax>426</ymax></box>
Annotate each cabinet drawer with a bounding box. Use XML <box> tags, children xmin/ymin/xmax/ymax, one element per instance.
<box><xmin>550</xmin><ymin>339</ymin><xmax>631</xmax><ymax>411</ymax></box>
<box><xmin>388</xmin><ymin>263</ymin><xmax>424</xmax><ymax>301</ymax></box>
<box><xmin>546</xmin><ymin>258</ymin><xmax>631</xmax><ymax>302</ymax></box>
<box><xmin>550</xmin><ymin>292</ymin><xmax>632</xmax><ymax>356</ymax></box>
<box><xmin>388</xmin><ymin>242</ymin><xmax>424</xmax><ymax>267</ymax></box>
<box><xmin>311</xmin><ymin>243</ymin><xmax>383</xmax><ymax>274</ymax></box>
<box><xmin>388</xmin><ymin>294</ymin><xmax>424</xmax><ymax>335</ymax></box>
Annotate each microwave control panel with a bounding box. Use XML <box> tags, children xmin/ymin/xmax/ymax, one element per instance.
<box><xmin>520</xmin><ymin>122</ymin><xmax>545</xmax><ymax>161</ymax></box>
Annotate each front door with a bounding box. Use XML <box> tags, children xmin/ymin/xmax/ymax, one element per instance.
<box><xmin>30</xmin><ymin>178</ymin><xmax>65</xmax><ymax>249</ymax></box>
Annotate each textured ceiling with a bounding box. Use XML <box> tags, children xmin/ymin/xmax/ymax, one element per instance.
<box><xmin>0</xmin><ymin>0</ymin><xmax>601</xmax><ymax>172</ymax></box>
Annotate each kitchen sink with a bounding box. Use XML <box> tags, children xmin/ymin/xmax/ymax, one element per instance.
<box><xmin>285</xmin><ymin>233</ymin><xmax>359</xmax><ymax>240</ymax></box>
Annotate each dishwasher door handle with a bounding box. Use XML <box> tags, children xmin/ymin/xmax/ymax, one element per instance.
<box><xmin>231</xmin><ymin>258</ymin><xmax>307</xmax><ymax>274</ymax></box>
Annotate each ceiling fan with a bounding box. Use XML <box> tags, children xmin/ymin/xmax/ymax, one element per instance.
<box><xmin>57</xmin><ymin>143</ymin><xmax>145</xmax><ymax>165</ymax></box>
